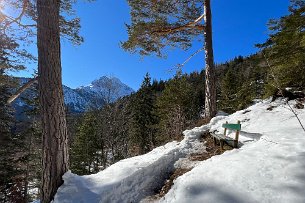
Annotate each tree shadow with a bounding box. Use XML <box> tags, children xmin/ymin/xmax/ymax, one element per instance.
<box><xmin>271</xmin><ymin>151</ymin><xmax>305</xmax><ymax>202</ymax></box>
<box><xmin>185</xmin><ymin>183</ymin><xmax>253</xmax><ymax>203</ymax></box>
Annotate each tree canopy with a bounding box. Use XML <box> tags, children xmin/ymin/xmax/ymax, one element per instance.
<box><xmin>122</xmin><ymin>0</ymin><xmax>204</xmax><ymax>57</ymax></box>
<box><xmin>258</xmin><ymin>0</ymin><xmax>305</xmax><ymax>91</ymax></box>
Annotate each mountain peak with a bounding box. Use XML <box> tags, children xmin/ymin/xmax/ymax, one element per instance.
<box><xmin>77</xmin><ymin>76</ymin><xmax>134</xmax><ymax>103</ymax></box>
<box><xmin>14</xmin><ymin>76</ymin><xmax>134</xmax><ymax>113</ymax></box>
<box><xmin>92</xmin><ymin>76</ymin><xmax>122</xmax><ymax>86</ymax></box>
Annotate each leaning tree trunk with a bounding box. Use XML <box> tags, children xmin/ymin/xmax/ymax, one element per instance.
<box><xmin>204</xmin><ymin>0</ymin><xmax>217</xmax><ymax>118</ymax></box>
<box><xmin>37</xmin><ymin>0</ymin><xmax>69</xmax><ymax>202</ymax></box>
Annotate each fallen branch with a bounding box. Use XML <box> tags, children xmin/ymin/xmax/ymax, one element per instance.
<box><xmin>7</xmin><ymin>77</ymin><xmax>38</xmax><ymax>104</ymax></box>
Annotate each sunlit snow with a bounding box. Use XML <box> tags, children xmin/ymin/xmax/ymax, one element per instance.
<box><xmin>53</xmin><ymin>99</ymin><xmax>305</xmax><ymax>203</ymax></box>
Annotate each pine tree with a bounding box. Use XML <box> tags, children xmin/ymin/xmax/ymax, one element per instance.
<box><xmin>219</xmin><ymin>68</ymin><xmax>239</xmax><ymax>113</ymax></box>
<box><xmin>156</xmin><ymin>72</ymin><xmax>192</xmax><ymax>142</ymax></box>
<box><xmin>2</xmin><ymin>1</ymin><xmax>87</xmax><ymax>201</ymax></box>
<box><xmin>0</xmin><ymin>72</ymin><xmax>24</xmax><ymax>203</ymax></box>
<box><xmin>257</xmin><ymin>0</ymin><xmax>305</xmax><ymax>93</ymax></box>
<box><xmin>71</xmin><ymin>112</ymin><xmax>101</xmax><ymax>175</ymax></box>
<box><xmin>70</xmin><ymin>97</ymin><xmax>132</xmax><ymax>174</ymax></box>
<box><xmin>217</xmin><ymin>55</ymin><xmax>267</xmax><ymax>112</ymax></box>
<box><xmin>130</xmin><ymin>73</ymin><xmax>158</xmax><ymax>154</ymax></box>
<box><xmin>19</xmin><ymin>89</ymin><xmax>42</xmax><ymax>202</ymax></box>
<box><xmin>122</xmin><ymin>0</ymin><xmax>217</xmax><ymax>118</ymax></box>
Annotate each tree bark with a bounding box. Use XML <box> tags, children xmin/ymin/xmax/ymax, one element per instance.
<box><xmin>37</xmin><ymin>0</ymin><xmax>69</xmax><ymax>202</ymax></box>
<box><xmin>204</xmin><ymin>0</ymin><xmax>217</xmax><ymax>118</ymax></box>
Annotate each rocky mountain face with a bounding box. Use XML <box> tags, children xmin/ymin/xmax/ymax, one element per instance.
<box><xmin>14</xmin><ymin>76</ymin><xmax>134</xmax><ymax>113</ymax></box>
<box><xmin>77</xmin><ymin>76</ymin><xmax>134</xmax><ymax>104</ymax></box>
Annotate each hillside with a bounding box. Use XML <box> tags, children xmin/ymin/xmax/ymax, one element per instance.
<box><xmin>53</xmin><ymin>98</ymin><xmax>305</xmax><ymax>203</ymax></box>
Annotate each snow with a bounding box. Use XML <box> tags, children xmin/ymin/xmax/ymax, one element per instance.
<box><xmin>161</xmin><ymin>99</ymin><xmax>305</xmax><ymax>203</ymax></box>
<box><xmin>54</xmin><ymin>98</ymin><xmax>305</xmax><ymax>203</ymax></box>
<box><xmin>53</xmin><ymin>129</ymin><xmax>206</xmax><ymax>203</ymax></box>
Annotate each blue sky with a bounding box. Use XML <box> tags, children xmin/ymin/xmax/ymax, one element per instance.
<box><xmin>14</xmin><ymin>0</ymin><xmax>290</xmax><ymax>90</ymax></box>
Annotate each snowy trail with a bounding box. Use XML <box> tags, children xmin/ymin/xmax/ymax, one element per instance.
<box><xmin>53</xmin><ymin>128</ymin><xmax>206</xmax><ymax>203</ymax></box>
<box><xmin>161</xmin><ymin>99</ymin><xmax>305</xmax><ymax>203</ymax></box>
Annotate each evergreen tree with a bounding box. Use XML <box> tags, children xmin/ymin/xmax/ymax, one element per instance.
<box><xmin>70</xmin><ymin>97</ymin><xmax>132</xmax><ymax>174</ymax></box>
<box><xmin>216</xmin><ymin>55</ymin><xmax>268</xmax><ymax>113</ymax></box>
<box><xmin>19</xmin><ymin>90</ymin><xmax>42</xmax><ymax>202</ymax></box>
<box><xmin>71</xmin><ymin>111</ymin><xmax>101</xmax><ymax>175</ymax></box>
<box><xmin>130</xmin><ymin>73</ymin><xmax>158</xmax><ymax>154</ymax></box>
<box><xmin>2</xmin><ymin>1</ymin><xmax>88</xmax><ymax>201</ymax></box>
<box><xmin>185</xmin><ymin>71</ymin><xmax>205</xmax><ymax>120</ymax></box>
<box><xmin>219</xmin><ymin>69</ymin><xmax>239</xmax><ymax>113</ymax></box>
<box><xmin>258</xmin><ymin>0</ymin><xmax>305</xmax><ymax>94</ymax></box>
<box><xmin>0</xmin><ymin>72</ymin><xmax>19</xmax><ymax>202</ymax></box>
<box><xmin>122</xmin><ymin>0</ymin><xmax>217</xmax><ymax>118</ymax></box>
<box><xmin>156</xmin><ymin>72</ymin><xmax>192</xmax><ymax>142</ymax></box>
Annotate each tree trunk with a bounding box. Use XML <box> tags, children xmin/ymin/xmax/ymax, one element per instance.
<box><xmin>37</xmin><ymin>0</ymin><xmax>69</xmax><ymax>202</ymax></box>
<box><xmin>204</xmin><ymin>0</ymin><xmax>217</xmax><ymax>118</ymax></box>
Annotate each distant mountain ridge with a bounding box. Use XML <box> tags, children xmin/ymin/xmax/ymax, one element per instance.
<box><xmin>14</xmin><ymin>76</ymin><xmax>134</xmax><ymax>113</ymax></box>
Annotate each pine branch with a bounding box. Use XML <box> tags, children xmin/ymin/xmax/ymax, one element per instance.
<box><xmin>152</xmin><ymin>14</ymin><xmax>205</xmax><ymax>35</ymax></box>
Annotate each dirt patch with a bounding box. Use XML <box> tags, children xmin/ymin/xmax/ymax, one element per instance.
<box><xmin>267</xmin><ymin>105</ymin><xmax>277</xmax><ymax>111</ymax></box>
<box><xmin>295</xmin><ymin>98</ymin><xmax>304</xmax><ymax>109</ymax></box>
<box><xmin>158</xmin><ymin>168</ymin><xmax>191</xmax><ymax>197</ymax></box>
<box><xmin>189</xmin><ymin>133</ymin><xmax>233</xmax><ymax>162</ymax></box>
<box><xmin>150</xmin><ymin>133</ymin><xmax>233</xmax><ymax>200</ymax></box>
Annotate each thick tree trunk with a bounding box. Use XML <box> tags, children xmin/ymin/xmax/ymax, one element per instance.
<box><xmin>204</xmin><ymin>0</ymin><xmax>217</xmax><ymax>118</ymax></box>
<box><xmin>37</xmin><ymin>0</ymin><xmax>69</xmax><ymax>202</ymax></box>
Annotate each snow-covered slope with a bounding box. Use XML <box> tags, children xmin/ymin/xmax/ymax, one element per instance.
<box><xmin>62</xmin><ymin>85</ymin><xmax>105</xmax><ymax>112</ymax></box>
<box><xmin>161</xmin><ymin>99</ymin><xmax>305</xmax><ymax>203</ymax></box>
<box><xmin>53</xmin><ymin>99</ymin><xmax>305</xmax><ymax>203</ymax></box>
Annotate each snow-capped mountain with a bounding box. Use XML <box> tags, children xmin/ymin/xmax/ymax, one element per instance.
<box><xmin>63</xmin><ymin>85</ymin><xmax>105</xmax><ymax>112</ymax></box>
<box><xmin>14</xmin><ymin>76</ymin><xmax>134</xmax><ymax>113</ymax></box>
<box><xmin>77</xmin><ymin>76</ymin><xmax>134</xmax><ymax>103</ymax></box>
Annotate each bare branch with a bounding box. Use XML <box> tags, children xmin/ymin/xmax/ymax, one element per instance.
<box><xmin>168</xmin><ymin>47</ymin><xmax>204</xmax><ymax>73</ymax></box>
<box><xmin>178</xmin><ymin>47</ymin><xmax>204</xmax><ymax>68</ymax></box>
<box><xmin>194</xmin><ymin>13</ymin><xmax>205</xmax><ymax>24</ymax></box>
<box><xmin>7</xmin><ymin>77</ymin><xmax>38</xmax><ymax>104</ymax></box>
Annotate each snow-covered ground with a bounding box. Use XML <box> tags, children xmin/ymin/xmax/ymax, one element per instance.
<box><xmin>53</xmin><ymin>127</ymin><xmax>206</xmax><ymax>203</ymax></box>
<box><xmin>54</xmin><ymin>99</ymin><xmax>305</xmax><ymax>203</ymax></box>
